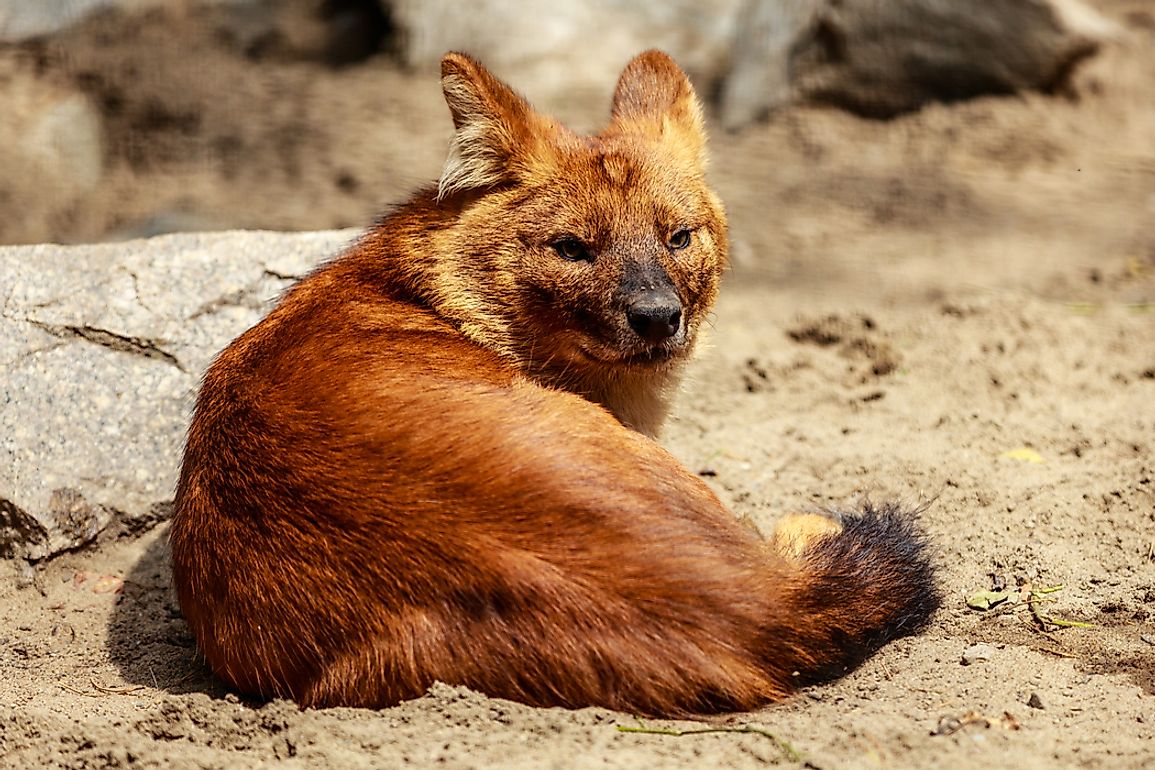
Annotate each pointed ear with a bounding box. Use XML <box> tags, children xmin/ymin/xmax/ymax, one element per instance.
<box><xmin>610</xmin><ymin>50</ymin><xmax>707</xmax><ymax>169</ymax></box>
<box><xmin>438</xmin><ymin>52</ymin><xmax>550</xmax><ymax>200</ymax></box>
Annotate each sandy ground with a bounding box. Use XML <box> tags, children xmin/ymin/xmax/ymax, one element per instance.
<box><xmin>2</xmin><ymin>0</ymin><xmax>1155</xmax><ymax>768</ymax></box>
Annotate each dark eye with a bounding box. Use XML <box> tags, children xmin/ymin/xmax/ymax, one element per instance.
<box><xmin>669</xmin><ymin>229</ymin><xmax>692</xmax><ymax>250</ymax></box>
<box><xmin>553</xmin><ymin>237</ymin><xmax>592</xmax><ymax>262</ymax></box>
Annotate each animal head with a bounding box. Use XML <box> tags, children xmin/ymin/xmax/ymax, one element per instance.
<box><xmin>427</xmin><ymin>50</ymin><xmax>728</xmax><ymax>386</ymax></box>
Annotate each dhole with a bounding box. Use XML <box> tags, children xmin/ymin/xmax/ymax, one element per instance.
<box><xmin>171</xmin><ymin>50</ymin><xmax>939</xmax><ymax>715</ymax></box>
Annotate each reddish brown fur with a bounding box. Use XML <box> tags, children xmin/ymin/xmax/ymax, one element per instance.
<box><xmin>171</xmin><ymin>50</ymin><xmax>939</xmax><ymax>715</ymax></box>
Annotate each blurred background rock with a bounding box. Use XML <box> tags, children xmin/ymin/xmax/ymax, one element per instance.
<box><xmin>0</xmin><ymin>0</ymin><xmax>1151</xmax><ymax>302</ymax></box>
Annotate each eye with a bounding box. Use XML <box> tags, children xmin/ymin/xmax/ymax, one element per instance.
<box><xmin>553</xmin><ymin>237</ymin><xmax>592</xmax><ymax>262</ymax></box>
<box><xmin>668</xmin><ymin>229</ymin><xmax>692</xmax><ymax>250</ymax></box>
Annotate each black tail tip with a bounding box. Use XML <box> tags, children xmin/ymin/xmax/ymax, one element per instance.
<box><xmin>836</xmin><ymin>500</ymin><xmax>942</xmax><ymax>633</ymax></box>
<box><xmin>791</xmin><ymin>500</ymin><xmax>942</xmax><ymax>685</ymax></box>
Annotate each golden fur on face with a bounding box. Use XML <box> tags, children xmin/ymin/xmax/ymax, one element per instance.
<box><xmin>421</xmin><ymin>51</ymin><xmax>729</xmax><ymax>434</ymax></box>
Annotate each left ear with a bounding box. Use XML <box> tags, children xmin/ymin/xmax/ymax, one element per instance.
<box><xmin>609</xmin><ymin>50</ymin><xmax>708</xmax><ymax>170</ymax></box>
<box><xmin>438</xmin><ymin>52</ymin><xmax>561</xmax><ymax>200</ymax></box>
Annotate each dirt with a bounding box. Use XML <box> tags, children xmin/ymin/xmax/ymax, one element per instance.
<box><xmin>1</xmin><ymin>0</ymin><xmax>1154</xmax><ymax>767</ymax></box>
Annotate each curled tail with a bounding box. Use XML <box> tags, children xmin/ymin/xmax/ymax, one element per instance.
<box><xmin>768</xmin><ymin>502</ymin><xmax>941</xmax><ymax>687</ymax></box>
<box><xmin>282</xmin><ymin>499</ymin><xmax>942</xmax><ymax>716</ymax></box>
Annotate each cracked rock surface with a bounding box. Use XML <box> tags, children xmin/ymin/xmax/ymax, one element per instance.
<box><xmin>0</xmin><ymin>229</ymin><xmax>356</xmax><ymax>559</ymax></box>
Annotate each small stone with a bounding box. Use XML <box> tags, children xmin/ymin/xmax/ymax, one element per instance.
<box><xmin>961</xmin><ymin>643</ymin><xmax>996</xmax><ymax>666</ymax></box>
<box><xmin>1028</xmin><ymin>692</ymin><xmax>1045</xmax><ymax>709</ymax></box>
<box><xmin>14</xmin><ymin>560</ymin><xmax>36</xmax><ymax>589</ymax></box>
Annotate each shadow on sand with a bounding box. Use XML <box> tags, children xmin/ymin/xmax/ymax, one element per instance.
<box><xmin>106</xmin><ymin>523</ymin><xmax>227</xmax><ymax>699</ymax></box>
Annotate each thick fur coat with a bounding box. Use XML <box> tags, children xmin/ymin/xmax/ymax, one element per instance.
<box><xmin>170</xmin><ymin>50</ymin><xmax>939</xmax><ymax>715</ymax></box>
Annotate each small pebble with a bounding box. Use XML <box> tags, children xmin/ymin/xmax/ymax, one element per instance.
<box><xmin>961</xmin><ymin>643</ymin><xmax>995</xmax><ymax>666</ymax></box>
<box><xmin>1028</xmin><ymin>692</ymin><xmax>1044</xmax><ymax>710</ymax></box>
<box><xmin>1140</xmin><ymin>634</ymin><xmax>1155</xmax><ymax>646</ymax></box>
<box><xmin>15</xmin><ymin>560</ymin><xmax>37</xmax><ymax>589</ymax></box>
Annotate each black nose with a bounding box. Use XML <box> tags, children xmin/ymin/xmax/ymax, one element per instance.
<box><xmin>626</xmin><ymin>291</ymin><xmax>682</xmax><ymax>343</ymax></box>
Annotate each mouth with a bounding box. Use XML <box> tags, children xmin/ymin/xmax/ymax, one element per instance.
<box><xmin>579</xmin><ymin>342</ymin><xmax>684</xmax><ymax>368</ymax></box>
<box><xmin>564</xmin><ymin>313</ymin><xmax>693</xmax><ymax>370</ymax></box>
<box><xmin>619</xmin><ymin>346</ymin><xmax>680</xmax><ymax>366</ymax></box>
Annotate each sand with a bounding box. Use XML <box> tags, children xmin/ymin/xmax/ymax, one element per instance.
<box><xmin>1</xmin><ymin>0</ymin><xmax>1154</xmax><ymax>767</ymax></box>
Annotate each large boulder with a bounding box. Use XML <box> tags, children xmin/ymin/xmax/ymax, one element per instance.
<box><xmin>781</xmin><ymin>0</ymin><xmax>1113</xmax><ymax>120</ymax></box>
<box><xmin>0</xmin><ymin>230</ymin><xmax>352</xmax><ymax>560</ymax></box>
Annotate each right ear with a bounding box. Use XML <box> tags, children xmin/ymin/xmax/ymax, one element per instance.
<box><xmin>438</xmin><ymin>52</ymin><xmax>552</xmax><ymax>200</ymax></box>
<box><xmin>609</xmin><ymin>50</ymin><xmax>708</xmax><ymax>171</ymax></box>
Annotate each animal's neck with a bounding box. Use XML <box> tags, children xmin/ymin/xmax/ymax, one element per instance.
<box><xmin>535</xmin><ymin>360</ymin><xmax>683</xmax><ymax>438</ymax></box>
<box><xmin>353</xmin><ymin>199</ymin><xmax>682</xmax><ymax>436</ymax></box>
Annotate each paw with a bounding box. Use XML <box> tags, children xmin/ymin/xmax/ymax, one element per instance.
<box><xmin>770</xmin><ymin>512</ymin><xmax>843</xmax><ymax>559</ymax></box>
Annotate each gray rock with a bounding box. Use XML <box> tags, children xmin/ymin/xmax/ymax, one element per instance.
<box><xmin>718</xmin><ymin>0</ymin><xmax>820</xmax><ymax>129</ymax></box>
<box><xmin>788</xmin><ymin>0</ymin><xmax>1111</xmax><ymax>118</ymax></box>
<box><xmin>960</xmin><ymin>642</ymin><xmax>996</xmax><ymax>666</ymax></box>
<box><xmin>385</xmin><ymin>0</ymin><xmax>743</xmax><ymax>129</ymax></box>
<box><xmin>0</xmin><ymin>229</ymin><xmax>357</xmax><ymax>560</ymax></box>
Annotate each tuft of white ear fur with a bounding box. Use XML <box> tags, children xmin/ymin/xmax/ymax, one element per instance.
<box><xmin>610</xmin><ymin>50</ymin><xmax>708</xmax><ymax>170</ymax></box>
<box><xmin>437</xmin><ymin>53</ymin><xmax>534</xmax><ymax>200</ymax></box>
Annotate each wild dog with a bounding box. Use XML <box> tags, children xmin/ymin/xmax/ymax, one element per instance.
<box><xmin>170</xmin><ymin>50</ymin><xmax>939</xmax><ymax>715</ymax></box>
